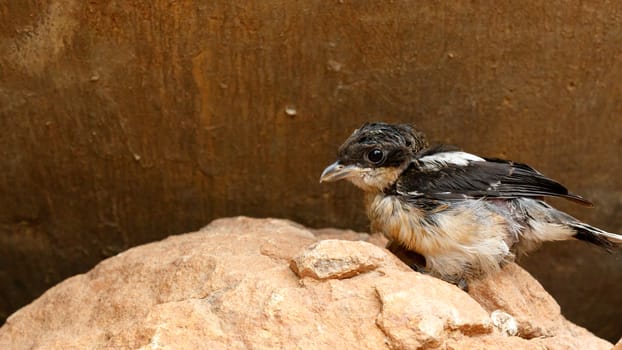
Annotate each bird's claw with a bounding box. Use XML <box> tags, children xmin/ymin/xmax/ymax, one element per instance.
<box><xmin>456</xmin><ymin>278</ymin><xmax>469</xmax><ymax>292</ymax></box>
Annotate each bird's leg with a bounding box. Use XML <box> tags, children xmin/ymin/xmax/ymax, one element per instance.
<box><xmin>385</xmin><ymin>240</ymin><xmax>427</xmax><ymax>273</ymax></box>
<box><xmin>456</xmin><ymin>278</ymin><xmax>469</xmax><ymax>292</ymax></box>
<box><xmin>386</xmin><ymin>241</ymin><xmax>470</xmax><ymax>291</ymax></box>
<box><xmin>408</xmin><ymin>262</ymin><xmax>427</xmax><ymax>273</ymax></box>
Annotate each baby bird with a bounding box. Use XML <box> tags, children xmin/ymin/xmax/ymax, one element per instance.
<box><xmin>320</xmin><ymin>122</ymin><xmax>621</xmax><ymax>287</ymax></box>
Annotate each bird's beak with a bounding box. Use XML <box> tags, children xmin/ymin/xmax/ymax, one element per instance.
<box><xmin>319</xmin><ymin>161</ymin><xmax>358</xmax><ymax>183</ymax></box>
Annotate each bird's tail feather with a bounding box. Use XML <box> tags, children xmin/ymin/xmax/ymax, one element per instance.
<box><xmin>569</xmin><ymin>222</ymin><xmax>622</xmax><ymax>252</ymax></box>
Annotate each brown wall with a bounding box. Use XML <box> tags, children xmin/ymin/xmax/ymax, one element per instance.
<box><xmin>1</xmin><ymin>0</ymin><xmax>621</xmax><ymax>341</ymax></box>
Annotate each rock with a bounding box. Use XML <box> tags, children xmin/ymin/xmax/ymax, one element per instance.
<box><xmin>490</xmin><ymin>310</ymin><xmax>518</xmax><ymax>336</ymax></box>
<box><xmin>467</xmin><ymin>263</ymin><xmax>612</xmax><ymax>348</ymax></box>
<box><xmin>290</xmin><ymin>239</ymin><xmax>402</xmax><ymax>280</ymax></box>
<box><xmin>374</xmin><ymin>272</ymin><xmax>492</xmax><ymax>349</ymax></box>
<box><xmin>469</xmin><ymin>263</ymin><xmax>562</xmax><ymax>339</ymax></box>
<box><xmin>0</xmin><ymin>217</ymin><xmax>613</xmax><ymax>349</ymax></box>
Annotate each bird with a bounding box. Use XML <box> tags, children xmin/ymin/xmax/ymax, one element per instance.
<box><xmin>319</xmin><ymin>122</ymin><xmax>621</xmax><ymax>289</ymax></box>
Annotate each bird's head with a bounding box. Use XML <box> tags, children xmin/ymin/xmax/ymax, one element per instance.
<box><xmin>320</xmin><ymin>122</ymin><xmax>428</xmax><ymax>192</ymax></box>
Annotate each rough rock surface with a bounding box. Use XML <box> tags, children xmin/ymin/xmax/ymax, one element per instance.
<box><xmin>0</xmin><ymin>217</ymin><xmax>613</xmax><ymax>349</ymax></box>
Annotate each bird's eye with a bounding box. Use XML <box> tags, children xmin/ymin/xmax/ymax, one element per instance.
<box><xmin>366</xmin><ymin>149</ymin><xmax>385</xmax><ymax>164</ymax></box>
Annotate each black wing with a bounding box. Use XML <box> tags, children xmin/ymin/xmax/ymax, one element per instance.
<box><xmin>394</xmin><ymin>149</ymin><xmax>592</xmax><ymax>206</ymax></box>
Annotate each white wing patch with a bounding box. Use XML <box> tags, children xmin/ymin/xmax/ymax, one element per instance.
<box><xmin>405</xmin><ymin>190</ymin><xmax>422</xmax><ymax>196</ymax></box>
<box><xmin>419</xmin><ymin>151</ymin><xmax>485</xmax><ymax>170</ymax></box>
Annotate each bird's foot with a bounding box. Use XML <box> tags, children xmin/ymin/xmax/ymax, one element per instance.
<box><xmin>407</xmin><ymin>262</ymin><xmax>426</xmax><ymax>273</ymax></box>
<box><xmin>456</xmin><ymin>278</ymin><xmax>469</xmax><ymax>292</ymax></box>
<box><xmin>384</xmin><ymin>240</ymin><xmax>469</xmax><ymax>290</ymax></box>
<box><xmin>385</xmin><ymin>240</ymin><xmax>427</xmax><ymax>272</ymax></box>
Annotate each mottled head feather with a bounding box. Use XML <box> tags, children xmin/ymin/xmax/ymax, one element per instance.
<box><xmin>336</xmin><ymin>122</ymin><xmax>428</xmax><ymax>168</ymax></box>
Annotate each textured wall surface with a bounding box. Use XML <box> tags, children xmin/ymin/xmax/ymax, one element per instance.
<box><xmin>1</xmin><ymin>0</ymin><xmax>620</xmax><ymax>341</ymax></box>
